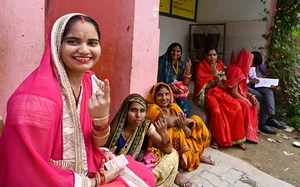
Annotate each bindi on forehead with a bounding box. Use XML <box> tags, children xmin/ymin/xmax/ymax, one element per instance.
<box><xmin>82</xmin><ymin>33</ymin><xmax>87</xmax><ymax>40</ymax></box>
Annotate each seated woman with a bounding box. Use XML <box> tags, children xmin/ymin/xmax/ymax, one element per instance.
<box><xmin>106</xmin><ymin>93</ymin><xmax>190</xmax><ymax>187</ymax></box>
<box><xmin>157</xmin><ymin>43</ymin><xmax>192</xmax><ymax>117</ymax></box>
<box><xmin>226</xmin><ymin>49</ymin><xmax>259</xmax><ymax>143</ymax></box>
<box><xmin>146</xmin><ymin>83</ymin><xmax>214</xmax><ymax>173</ymax></box>
<box><xmin>193</xmin><ymin>47</ymin><xmax>247</xmax><ymax>150</ymax></box>
<box><xmin>0</xmin><ymin>13</ymin><xmax>155</xmax><ymax>187</ymax></box>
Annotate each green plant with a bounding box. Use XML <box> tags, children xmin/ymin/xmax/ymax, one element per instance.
<box><xmin>263</xmin><ymin>0</ymin><xmax>300</xmax><ymax>130</ymax></box>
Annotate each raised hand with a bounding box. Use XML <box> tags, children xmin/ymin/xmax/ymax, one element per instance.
<box><xmin>154</xmin><ymin>115</ymin><xmax>168</xmax><ymax>137</ymax></box>
<box><xmin>176</xmin><ymin>112</ymin><xmax>187</xmax><ymax>129</ymax></box>
<box><xmin>210</xmin><ymin>63</ymin><xmax>218</xmax><ymax>75</ymax></box>
<box><xmin>88</xmin><ymin>79</ymin><xmax>110</xmax><ymax>122</ymax></box>
<box><xmin>185</xmin><ymin>56</ymin><xmax>192</xmax><ymax>71</ymax></box>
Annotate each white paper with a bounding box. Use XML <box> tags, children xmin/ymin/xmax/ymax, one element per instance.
<box><xmin>255</xmin><ymin>78</ymin><xmax>279</xmax><ymax>88</ymax></box>
<box><xmin>104</xmin><ymin>154</ymin><xmax>128</xmax><ymax>170</ymax></box>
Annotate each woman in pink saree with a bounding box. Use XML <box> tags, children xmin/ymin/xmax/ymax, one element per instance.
<box><xmin>0</xmin><ymin>13</ymin><xmax>155</xmax><ymax>187</ymax></box>
<box><xmin>225</xmin><ymin>49</ymin><xmax>259</xmax><ymax>143</ymax></box>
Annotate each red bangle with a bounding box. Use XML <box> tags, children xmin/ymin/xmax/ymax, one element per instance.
<box><xmin>93</xmin><ymin>119</ymin><xmax>110</xmax><ymax>132</ymax></box>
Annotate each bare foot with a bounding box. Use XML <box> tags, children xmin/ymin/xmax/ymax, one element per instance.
<box><xmin>210</xmin><ymin>142</ymin><xmax>218</xmax><ymax>150</ymax></box>
<box><xmin>200</xmin><ymin>155</ymin><xmax>215</xmax><ymax>165</ymax></box>
<box><xmin>174</xmin><ymin>172</ymin><xmax>192</xmax><ymax>187</ymax></box>
<box><xmin>237</xmin><ymin>143</ymin><xmax>247</xmax><ymax>150</ymax></box>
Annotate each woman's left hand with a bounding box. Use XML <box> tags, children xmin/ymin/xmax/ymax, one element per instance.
<box><xmin>249</xmin><ymin>94</ymin><xmax>258</xmax><ymax>105</ymax></box>
<box><xmin>185</xmin><ymin>56</ymin><xmax>192</xmax><ymax>71</ymax></box>
<box><xmin>186</xmin><ymin>118</ymin><xmax>195</xmax><ymax>129</ymax></box>
<box><xmin>88</xmin><ymin>79</ymin><xmax>111</xmax><ymax>120</ymax></box>
<box><xmin>99</xmin><ymin>156</ymin><xmax>124</xmax><ymax>184</ymax></box>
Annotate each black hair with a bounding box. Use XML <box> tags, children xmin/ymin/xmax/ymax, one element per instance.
<box><xmin>155</xmin><ymin>84</ymin><xmax>170</xmax><ymax>95</ymax></box>
<box><xmin>251</xmin><ymin>51</ymin><xmax>263</xmax><ymax>65</ymax></box>
<box><xmin>61</xmin><ymin>15</ymin><xmax>101</xmax><ymax>42</ymax></box>
<box><xmin>165</xmin><ymin>43</ymin><xmax>183</xmax><ymax>61</ymax></box>
<box><xmin>204</xmin><ymin>46</ymin><xmax>218</xmax><ymax>55</ymax></box>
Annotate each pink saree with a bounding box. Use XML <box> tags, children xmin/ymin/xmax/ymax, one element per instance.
<box><xmin>0</xmin><ymin>13</ymin><xmax>155</xmax><ymax>187</ymax></box>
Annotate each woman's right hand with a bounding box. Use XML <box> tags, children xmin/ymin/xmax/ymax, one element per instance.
<box><xmin>176</xmin><ymin>112</ymin><xmax>187</xmax><ymax>129</ymax></box>
<box><xmin>211</xmin><ymin>63</ymin><xmax>218</xmax><ymax>75</ymax></box>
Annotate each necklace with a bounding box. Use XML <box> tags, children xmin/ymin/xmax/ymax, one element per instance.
<box><xmin>172</xmin><ymin>61</ymin><xmax>179</xmax><ymax>75</ymax></box>
<box><xmin>72</xmin><ymin>87</ymin><xmax>81</xmax><ymax>106</ymax></box>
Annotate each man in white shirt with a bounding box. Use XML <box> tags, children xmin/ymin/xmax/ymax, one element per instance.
<box><xmin>248</xmin><ymin>51</ymin><xmax>286</xmax><ymax>134</ymax></box>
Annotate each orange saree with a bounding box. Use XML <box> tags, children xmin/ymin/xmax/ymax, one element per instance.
<box><xmin>194</xmin><ymin>58</ymin><xmax>246</xmax><ymax>147</ymax></box>
<box><xmin>146</xmin><ymin>83</ymin><xmax>210</xmax><ymax>171</ymax></box>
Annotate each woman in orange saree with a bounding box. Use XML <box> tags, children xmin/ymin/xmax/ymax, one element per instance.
<box><xmin>226</xmin><ymin>49</ymin><xmax>259</xmax><ymax>143</ymax></box>
<box><xmin>194</xmin><ymin>47</ymin><xmax>247</xmax><ymax>149</ymax></box>
<box><xmin>146</xmin><ymin>82</ymin><xmax>213</xmax><ymax>174</ymax></box>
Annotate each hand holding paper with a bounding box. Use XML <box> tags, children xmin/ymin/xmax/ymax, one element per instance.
<box><xmin>255</xmin><ymin>78</ymin><xmax>279</xmax><ymax>88</ymax></box>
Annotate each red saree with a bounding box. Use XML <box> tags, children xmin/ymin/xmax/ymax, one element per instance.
<box><xmin>226</xmin><ymin>49</ymin><xmax>258</xmax><ymax>143</ymax></box>
<box><xmin>194</xmin><ymin>58</ymin><xmax>246</xmax><ymax>147</ymax></box>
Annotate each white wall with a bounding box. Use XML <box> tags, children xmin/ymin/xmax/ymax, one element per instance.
<box><xmin>198</xmin><ymin>0</ymin><xmax>270</xmax><ymax>22</ymax></box>
<box><xmin>158</xmin><ymin>0</ymin><xmax>271</xmax><ymax>64</ymax></box>
<box><xmin>196</xmin><ymin>0</ymin><xmax>271</xmax><ymax>64</ymax></box>
<box><xmin>159</xmin><ymin>15</ymin><xmax>193</xmax><ymax>59</ymax></box>
<box><xmin>0</xmin><ymin>0</ymin><xmax>44</xmax><ymax>119</ymax></box>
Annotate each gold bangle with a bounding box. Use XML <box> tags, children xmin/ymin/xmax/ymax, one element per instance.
<box><xmin>90</xmin><ymin>113</ymin><xmax>110</xmax><ymax>121</ymax></box>
<box><xmin>93</xmin><ymin>127</ymin><xmax>110</xmax><ymax>140</ymax></box>
<box><xmin>163</xmin><ymin>137</ymin><xmax>171</xmax><ymax>147</ymax></box>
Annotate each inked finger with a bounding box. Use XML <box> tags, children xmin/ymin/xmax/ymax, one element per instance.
<box><xmin>103</xmin><ymin>79</ymin><xmax>111</xmax><ymax>101</ymax></box>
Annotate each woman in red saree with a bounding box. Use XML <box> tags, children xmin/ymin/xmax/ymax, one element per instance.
<box><xmin>0</xmin><ymin>13</ymin><xmax>155</xmax><ymax>187</ymax></box>
<box><xmin>225</xmin><ymin>49</ymin><xmax>259</xmax><ymax>143</ymax></box>
<box><xmin>194</xmin><ymin>47</ymin><xmax>247</xmax><ymax>149</ymax></box>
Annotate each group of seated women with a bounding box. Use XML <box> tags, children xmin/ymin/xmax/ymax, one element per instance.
<box><xmin>0</xmin><ymin>12</ymin><xmax>272</xmax><ymax>186</ymax></box>
<box><xmin>105</xmin><ymin>83</ymin><xmax>215</xmax><ymax>186</ymax></box>
<box><xmin>0</xmin><ymin>13</ymin><xmax>213</xmax><ymax>187</ymax></box>
<box><xmin>193</xmin><ymin>46</ymin><xmax>285</xmax><ymax>151</ymax></box>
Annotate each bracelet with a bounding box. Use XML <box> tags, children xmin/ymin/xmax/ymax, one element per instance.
<box><xmin>163</xmin><ymin>137</ymin><xmax>171</xmax><ymax>147</ymax></box>
<box><xmin>95</xmin><ymin>172</ymin><xmax>100</xmax><ymax>187</ymax></box>
<box><xmin>184</xmin><ymin>73</ymin><xmax>192</xmax><ymax>78</ymax></box>
<box><xmin>92</xmin><ymin>127</ymin><xmax>110</xmax><ymax>140</ymax></box>
<box><xmin>86</xmin><ymin>171</ymin><xmax>100</xmax><ymax>187</ymax></box>
<box><xmin>90</xmin><ymin>113</ymin><xmax>110</xmax><ymax>121</ymax></box>
<box><xmin>93</xmin><ymin>121</ymin><xmax>110</xmax><ymax>132</ymax></box>
<box><xmin>98</xmin><ymin>170</ymin><xmax>106</xmax><ymax>185</ymax></box>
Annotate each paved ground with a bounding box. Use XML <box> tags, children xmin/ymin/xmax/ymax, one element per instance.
<box><xmin>176</xmin><ymin>147</ymin><xmax>294</xmax><ymax>187</ymax></box>
<box><xmin>175</xmin><ymin>83</ymin><xmax>295</xmax><ymax>187</ymax></box>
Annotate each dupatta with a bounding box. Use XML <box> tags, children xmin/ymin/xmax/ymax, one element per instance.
<box><xmin>146</xmin><ymin>82</ymin><xmax>183</xmax><ymax>122</ymax></box>
<box><xmin>226</xmin><ymin>49</ymin><xmax>253</xmax><ymax>97</ymax></box>
<box><xmin>0</xmin><ymin>13</ymin><xmax>105</xmax><ymax>186</ymax></box>
<box><xmin>194</xmin><ymin>58</ymin><xmax>226</xmax><ymax>108</ymax></box>
<box><xmin>106</xmin><ymin>94</ymin><xmax>151</xmax><ymax>159</ymax></box>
